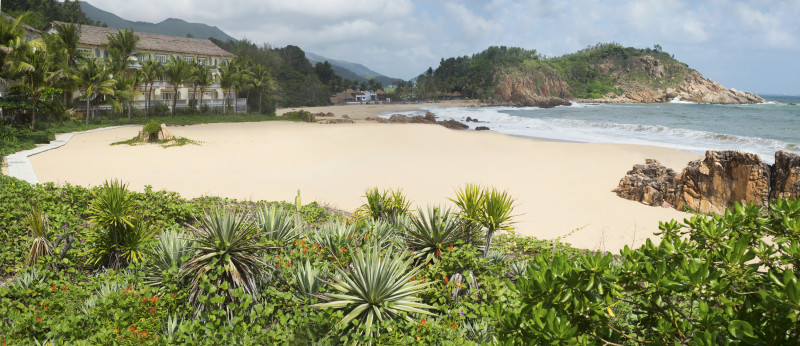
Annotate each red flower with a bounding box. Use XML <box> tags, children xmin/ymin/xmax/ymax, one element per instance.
<box><xmin>128</xmin><ymin>284</ymin><xmax>133</xmax><ymax>290</ymax></box>
<box><xmin>444</xmin><ymin>277</ymin><xmax>450</xmax><ymax>283</ymax></box>
<box><xmin>114</xmin><ymin>327</ymin><xmax>119</xmax><ymax>333</ymax></box>
<box><xmin>142</xmin><ymin>297</ymin><xmax>149</xmax><ymax>303</ymax></box>
<box><xmin>436</xmin><ymin>249</ymin><xmax>441</xmax><ymax>256</ymax></box>
<box><xmin>448</xmin><ymin>244</ymin><xmax>454</xmax><ymax>250</ymax></box>
<box><xmin>418</xmin><ymin>318</ymin><xmax>426</xmax><ymax>326</ymax></box>
<box><xmin>451</xmin><ymin>323</ymin><xmax>457</xmax><ymax>329</ymax></box>
<box><xmin>150</xmin><ymin>307</ymin><xmax>156</xmax><ymax>314</ymax></box>
<box><xmin>341</xmin><ymin>247</ymin><xmax>346</xmax><ymax>253</ymax></box>
<box><xmin>62</xmin><ymin>284</ymin><xmax>68</xmax><ymax>290</ymax></box>
<box><xmin>130</xmin><ymin>325</ymin><xmax>136</xmax><ymax>332</ymax></box>
<box><xmin>409</xmin><ymin>278</ymin><xmax>415</xmax><ymax>282</ymax></box>
<box><xmin>37</xmin><ymin>317</ymin><xmax>42</xmax><ymax>322</ymax></box>
<box><xmin>140</xmin><ymin>331</ymin><xmax>147</xmax><ymax>337</ymax></box>
<box><xmin>150</xmin><ymin>296</ymin><xmax>158</xmax><ymax>303</ymax></box>
<box><xmin>50</xmin><ymin>284</ymin><xmax>55</xmax><ymax>291</ymax></box>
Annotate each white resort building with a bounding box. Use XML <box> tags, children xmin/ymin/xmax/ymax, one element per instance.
<box><xmin>44</xmin><ymin>22</ymin><xmax>239</xmax><ymax>112</ymax></box>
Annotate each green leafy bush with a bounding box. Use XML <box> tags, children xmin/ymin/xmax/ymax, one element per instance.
<box><xmin>142</xmin><ymin>120</ymin><xmax>162</xmax><ymax>142</ymax></box>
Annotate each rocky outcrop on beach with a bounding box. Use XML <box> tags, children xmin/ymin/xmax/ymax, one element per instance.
<box><xmin>671</xmin><ymin>72</ymin><xmax>764</xmax><ymax>104</ymax></box>
<box><xmin>614</xmin><ymin>150</ymin><xmax>800</xmax><ymax>214</ymax></box>
<box><xmin>367</xmin><ymin>112</ymin><xmax>469</xmax><ymax>130</ymax></box>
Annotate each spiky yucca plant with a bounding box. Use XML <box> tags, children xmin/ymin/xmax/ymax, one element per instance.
<box><xmin>312</xmin><ymin>221</ymin><xmax>360</xmax><ymax>261</ymax></box>
<box><xmin>144</xmin><ymin>229</ymin><xmax>193</xmax><ymax>287</ymax></box>
<box><xmin>314</xmin><ymin>246</ymin><xmax>435</xmax><ymax>336</ymax></box>
<box><xmin>450</xmin><ymin>183</ymin><xmax>486</xmax><ymax>246</ymax></box>
<box><xmin>292</xmin><ymin>260</ymin><xmax>323</xmax><ymax>296</ymax></box>
<box><xmin>85</xmin><ymin>180</ymin><xmax>154</xmax><ymax>268</ymax></box>
<box><xmin>256</xmin><ymin>205</ymin><xmax>302</xmax><ymax>245</ymax></box>
<box><xmin>361</xmin><ymin>187</ymin><xmax>412</xmax><ymax>222</ymax></box>
<box><xmin>405</xmin><ymin>206</ymin><xmax>462</xmax><ymax>261</ymax></box>
<box><xmin>480</xmin><ymin>188</ymin><xmax>516</xmax><ymax>257</ymax></box>
<box><xmin>25</xmin><ymin>206</ymin><xmax>52</xmax><ymax>266</ymax></box>
<box><xmin>181</xmin><ymin>207</ymin><xmax>269</xmax><ymax>316</ymax></box>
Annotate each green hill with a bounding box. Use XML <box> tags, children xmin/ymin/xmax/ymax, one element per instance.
<box><xmin>306</xmin><ymin>52</ymin><xmax>401</xmax><ymax>85</ymax></box>
<box><xmin>79</xmin><ymin>1</ymin><xmax>236</xmax><ymax>41</ymax></box>
<box><xmin>417</xmin><ymin>43</ymin><xmax>763</xmax><ymax>106</ymax></box>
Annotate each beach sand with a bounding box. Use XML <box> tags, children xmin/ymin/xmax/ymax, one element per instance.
<box><xmin>28</xmin><ymin>116</ymin><xmax>700</xmax><ymax>252</ymax></box>
<box><xmin>278</xmin><ymin>100</ymin><xmax>480</xmax><ymax>120</ymax></box>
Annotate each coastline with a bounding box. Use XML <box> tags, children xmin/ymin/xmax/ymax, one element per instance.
<box><xmin>26</xmin><ymin>116</ymin><xmax>701</xmax><ymax>252</ymax></box>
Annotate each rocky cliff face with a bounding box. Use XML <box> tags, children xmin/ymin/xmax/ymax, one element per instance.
<box><xmin>489</xmin><ymin>67</ymin><xmax>572</xmax><ymax>108</ymax></box>
<box><xmin>614</xmin><ymin>150</ymin><xmax>800</xmax><ymax>214</ymax></box>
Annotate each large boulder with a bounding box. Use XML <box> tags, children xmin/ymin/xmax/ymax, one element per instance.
<box><xmin>669</xmin><ymin>151</ymin><xmax>771</xmax><ymax>214</ymax></box>
<box><xmin>613</xmin><ymin>159</ymin><xmax>677</xmax><ymax>207</ymax></box>
<box><xmin>771</xmin><ymin>150</ymin><xmax>800</xmax><ymax>201</ymax></box>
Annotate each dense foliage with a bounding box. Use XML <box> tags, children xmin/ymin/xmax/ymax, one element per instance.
<box><xmin>1</xmin><ymin>174</ymin><xmax>798</xmax><ymax>344</ymax></box>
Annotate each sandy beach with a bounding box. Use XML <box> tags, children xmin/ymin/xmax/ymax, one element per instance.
<box><xmin>27</xmin><ymin>104</ymin><xmax>701</xmax><ymax>252</ymax></box>
<box><xmin>278</xmin><ymin>100</ymin><xmax>480</xmax><ymax>120</ymax></box>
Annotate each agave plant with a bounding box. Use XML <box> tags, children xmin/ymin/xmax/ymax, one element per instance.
<box><xmin>256</xmin><ymin>204</ymin><xmax>302</xmax><ymax>245</ymax></box>
<box><xmin>144</xmin><ymin>229</ymin><xmax>193</xmax><ymax>287</ymax></box>
<box><xmin>15</xmin><ymin>268</ymin><xmax>44</xmax><ymax>290</ymax></box>
<box><xmin>313</xmin><ymin>245</ymin><xmax>435</xmax><ymax>336</ymax></box>
<box><xmin>508</xmin><ymin>261</ymin><xmax>529</xmax><ymax>279</ymax></box>
<box><xmin>363</xmin><ymin>218</ymin><xmax>399</xmax><ymax>248</ymax></box>
<box><xmin>405</xmin><ymin>206</ymin><xmax>462</xmax><ymax>261</ymax></box>
<box><xmin>24</xmin><ymin>206</ymin><xmax>52</xmax><ymax>266</ymax></box>
<box><xmin>292</xmin><ymin>260</ymin><xmax>324</xmax><ymax>296</ymax></box>
<box><xmin>311</xmin><ymin>221</ymin><xmax>360</xmax><ymax>262</ymax></box>
<box><xmin>487</xmin><ymin>251</ymin><xmax>507</xmax><ymax>265</ymax></box>
<box><xmin>181</xmin><ymin>207</ymin><xmax>270</xmax><ymax>316</ymax></box>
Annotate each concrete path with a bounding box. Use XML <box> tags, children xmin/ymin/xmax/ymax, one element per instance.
<box><xmin>6</xmin><ymin>126</ymin><xmax>133</xmax><ymax>184</ymax></box>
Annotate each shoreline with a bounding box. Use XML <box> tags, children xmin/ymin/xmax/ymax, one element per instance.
<box><xmin>26</xmin><ymin>119</ymin><xmax>701</xmax><ymax>252</ymax></box>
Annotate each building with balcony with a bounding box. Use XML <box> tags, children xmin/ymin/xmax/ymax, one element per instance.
<box><xmin>44</xmin><ymin>22</ymin><xmax>238</xmax><ymax>111</ymax></box>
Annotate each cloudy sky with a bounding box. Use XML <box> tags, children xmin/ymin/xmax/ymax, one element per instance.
<box><xmin>98</xmin><ymin>0</ymin><xmax>799</xmax><ymax>95</ymax></box>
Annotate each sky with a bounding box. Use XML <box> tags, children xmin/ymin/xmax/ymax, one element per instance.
<box><xmin>95</xmin><ymin>0</ymin><xmax>800</xmax><ymax>95</ymax></box>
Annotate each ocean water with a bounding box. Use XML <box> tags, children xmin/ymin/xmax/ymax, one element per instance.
<box><xmin>389</xmin><ymin>96</ymin><xmax>800</xmax><ymax>164</ymax></box>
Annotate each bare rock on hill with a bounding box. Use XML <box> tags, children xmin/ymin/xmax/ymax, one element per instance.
<box><xmin>341</xmin><ymin>114</ymin><xmax>350</xmax><ymax>119</ymax></box>
<box><xmin>613</xmin><ymin>159</ymin><xmax>677</xmax><ymax>207</ymax></box>
<box><xmin>670</xmin><ymin>151</ymin><xmax>771</xmax><ymax>214</ymax></box>
<box><xmin>771</xmin><ymin>150</ymin><xmax>800</xmax><ymax>201</ymax></box>
<box><xmin>675</xmin><ymin>71</ymin><xmax>765</xmax><ymax>104</ymax></box>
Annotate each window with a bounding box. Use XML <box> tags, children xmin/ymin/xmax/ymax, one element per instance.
<box><xmin>221</xmin><ymin>59</ymin><xmax>229</xmax><ymax>66</ymax></box>
<box><xmin>161</xmin><ymin>92</ymin><xmax>173</xmax><ymax>101</ymax></box>
<box><xmin>184</xmin><ymin>56</ymin><xmax>194</xmax><ymax>63</ymax></box>
<box><xmin>155</xmin><ymin>54</ymin><xmax>167</xmax><ymax>63</ymax></box>
<box><xmin>95</xmin><ymin>48</ymin><xmax>100</xmax><ymax>57</ymax></box>
<box><xmin>198</xmin><ymin>57</ymin><xmax>206</xmax><ymax>65</ymax></box>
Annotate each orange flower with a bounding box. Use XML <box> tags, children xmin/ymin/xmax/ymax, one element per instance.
<box><xmin>456</xmin><ymin>282</ymin><xmax>463</xmax><ymax>288</ymax></box>
<box><xmin>448</xmin><ymin>244</ymin><xmax>453</xmax><ymax>250</ymax></box>
<box><xmin>451</xmin><ymin>323</ymin><xmax>457</xmax><ymax>329</ymax></box>
<box><xmin>150</xmin><ymin>296</ymin><xmax>158</xmax><ymax>303</ymax></box>
<box><xmin>130</xmin><ymin>325</ymin><xmax>136</xmax><ymax>332</ymax></box>
<box><xmin>410</xmin><ymin>278</ymin><xmax>415</xmax><ymax>282</ymax></box>
<box><xmin>341</xmin><ymin>247</ymin><xmax>346</xmax><ymax>253</ymax></box>
<box><xmin>37</xmin><ymin>317</ymin><xmax>42</xmax><ymax>322</ymax></box>
<box><xmin>50</xmin><ymin>284</ymin><xmax>55</xmax><ymax>291</ymax></box>
<box><xmin>142</xmin><ymin>297</ymin><xmax>149</xmax><ymax>303</ymax></box>
<box><xmin>141</xmin><ymin>331</ymin><xmax>147</xmax><ymax>337</ymax></box>
<box><xmin>444</xmin><ymin>277</ymin><xmax>450</xmax><ymax>283</ymax></box>
<box><xmin>114</xmin><ymin>327</ymin><xmax>119</xmax><ymax>333</ymax></box>
<box><xmin>436</xmin><ymin>250</ymin><xmax>441</xmax><ymax>256</ymax></box>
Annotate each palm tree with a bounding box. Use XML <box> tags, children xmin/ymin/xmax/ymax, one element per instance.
<box><xmin>50</xmin><ymin>22</ymin><xmax>83</xmax><ymax>68</ymax></box>
<box><xmin>192</xmin><ymin>63</ymin><xmax>214</xmax><ymax>113</ymax></box>
<box><xmin>251</xmin><ymin>64</ymin><xmax>275</xmax><ymax>114</ymax></box>
<box><xmin>217</xmin><ymin>62</ymin><xmax>235</xmax><ymax>112</ymax></box>
<box><xmin>231</xmin><ymin>61</ymin><xmax>252</xmax><ymax>113</ymax></box>
<box><xmin>73</xmin><ymin>59</ymin><xmax>116</xmax><ymax>124</ymax></box>
<box><xmin>0</xmin><ymin>13</ymin><xmax>30</xmax><ymax>83</ymax></box>
<box><xmin>162</xmin><ymin>56</ymin><xmax>191</xmax><ymax>116</ymax></box>
<box><xmin>114</xmin><ymin>71</ymin><xmax>140</xmax><ymax>121</ymax></box>
<box><xmin>19</xmin><ymin>40</ymin><xmax>64</xmax><ymax>129</ymax></box>
<box><xmin>106</xmin><ymin>28</ymin><xmax>139</xmax><ymax>73</ymax></box>
<box><xmin>138</xmin><ymin>59</ymin><xmax>161</xmax><ymax>119</ymax></box>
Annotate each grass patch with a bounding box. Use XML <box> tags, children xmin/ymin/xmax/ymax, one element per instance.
<box><xmin>111</xmin><ymin>136</ymin><xmax>200</xmax><ymax>148</ymax></box>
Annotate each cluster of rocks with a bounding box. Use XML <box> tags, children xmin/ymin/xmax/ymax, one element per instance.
<box><xmin>313</xmin><ymin>112</ymin><xmax>336</xmax><ymax>117</ymax></box>
<box><xmin>318</xmin><ymin>118</ymin><xmax>354</xmax><ymax>124</ymax></box>
<box><xmin>614</xmin><ymin>150</ymin><xmax>800</xmax><ymax>214</ymax></box>
<box><xmin>366</xmin><ymin>111</ymin><xmax>469</xmax><ymax>130</ymax></box>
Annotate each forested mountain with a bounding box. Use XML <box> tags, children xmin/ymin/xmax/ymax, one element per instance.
<box><xmin>79</xmin><ymin>1</ymin><xmax>236</xmax><ymax>41</ymax></box>
<box><xmin>306</xmin><ymin>52</ymin><xmax>401</xmax><ymax>86</ymax></box>
<box><xmin>414</xmin><ymin>44</ymin><xmax>763</xmax><ymax>106</ymax></box>
<box><xmin>3</xmin><ymin>0</ymin><xmax>95</xmax><ymax>28</ymax></box>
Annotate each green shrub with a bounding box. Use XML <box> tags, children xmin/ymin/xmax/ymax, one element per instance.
<box><xmin>405</xmin><ymin>206</ymin><xmax>462</xmax><ymax>262</ymax></box>
<box><xmin>143</xmin><ymin>120</ymin><xmax>162</xmax><ymax>142</ymax></box>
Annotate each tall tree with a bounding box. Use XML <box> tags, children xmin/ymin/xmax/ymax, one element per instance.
<box><xmin>250</xmin><ymin>64</ymin><xmax>275</xmax><ymax>114</ymax></box>
<box><xmin>192</xmin><ymin>63</ymin><xmax>214</xmax><ymax>113</ymax></box>
<box><xmin>218</xmin><ymin>62</ymin><xmax>235</xmax><ymax>112</ymax></box>
<box><xmin>162</xmin><ymin>56</ymin><xmax>191</xmax><ymax>116</ymax></box>
<box><xmin>107</xmin><ymin>28</ymin><xmax>139</xmax><ymax>73</ymax></box>
<box><xmin>138</xmin><ymin>59</ymin><xmax>161</xmax><ymax>119</ymax></box>
<box><xmin>19</xmin><ymin>40</ymin><xmax>64</xmax><ymax>129</ymax></box>
<box><xmin>0</xmin><ymin>13</ymin><xmax>29</xmax><ymax>84</ymax></box>
<box><xmin>72</xmin><ymin>58</ymin><xmax>116</xmax><ymax>124</ymax></box>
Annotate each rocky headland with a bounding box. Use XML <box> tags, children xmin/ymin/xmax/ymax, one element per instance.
<box><xmin>614</xmin><ymin>150</ymin><xmax>800</xmax><ymax>214</ymax></box>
